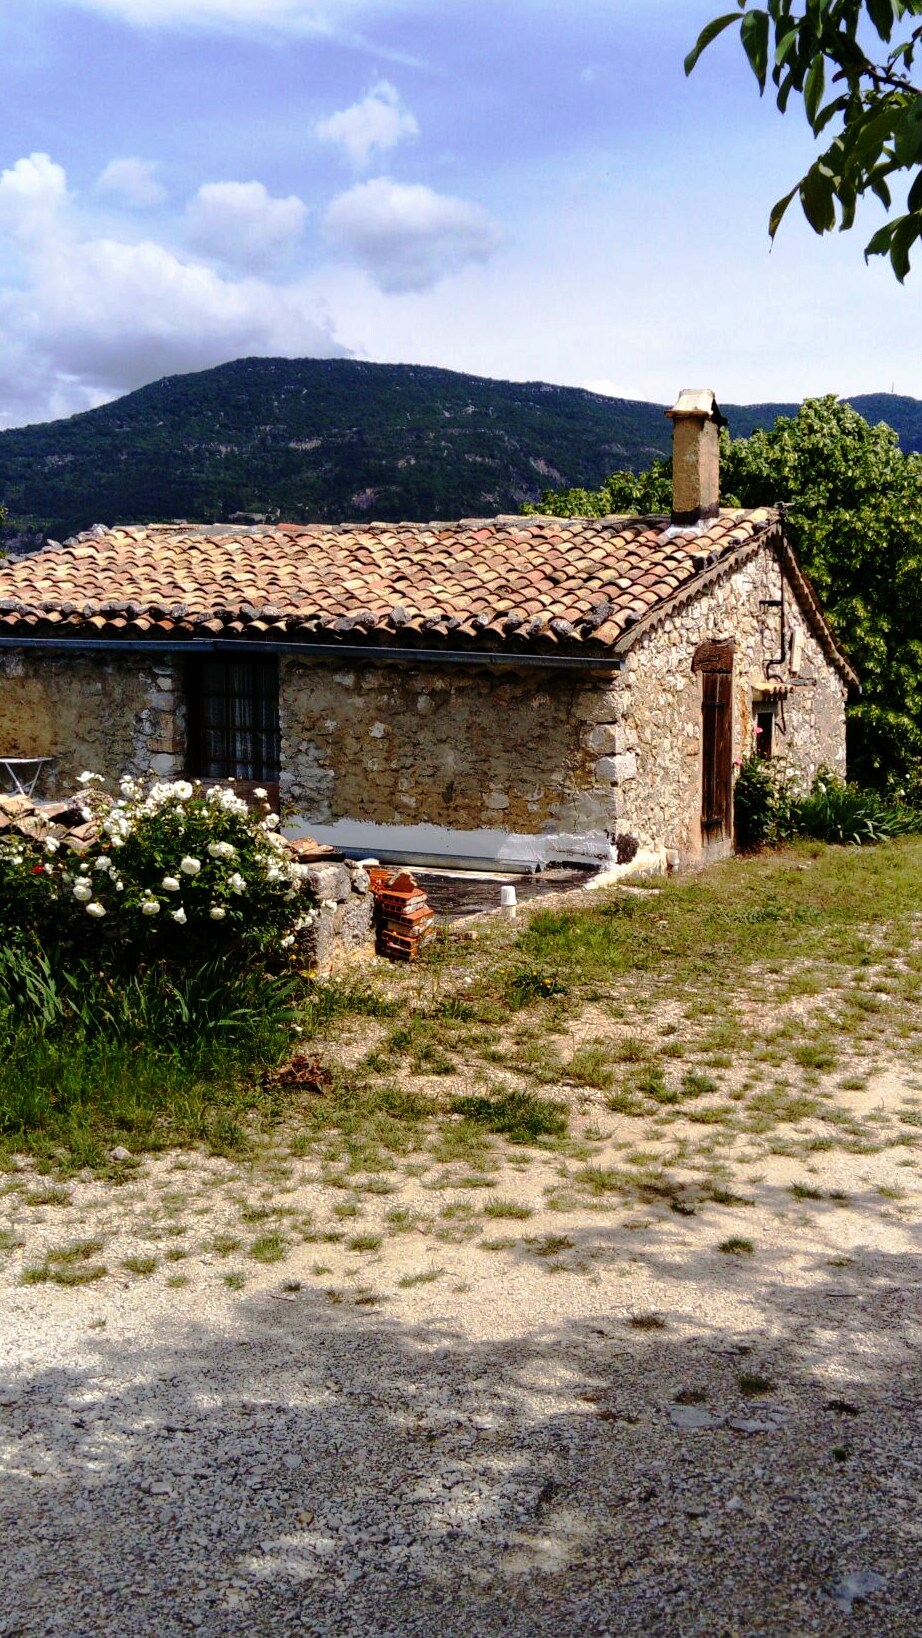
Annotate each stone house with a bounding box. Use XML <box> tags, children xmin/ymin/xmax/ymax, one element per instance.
<box><xmin>0</xmin><ymin>391</ymin><xmax>855</xmax><ymax>870</ymax></box>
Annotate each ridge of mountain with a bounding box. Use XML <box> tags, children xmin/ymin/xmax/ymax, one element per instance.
<box><xmin>1</xmin><ymin>356</ymin><xmax>919</xmax><ymax>544</ymax></box>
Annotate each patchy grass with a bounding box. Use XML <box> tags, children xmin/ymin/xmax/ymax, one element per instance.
<box><xmin>22</xmin><ymin>1237</ymin><xmax>107</xmax><ymax>1286</ymax></box>
<box><xmin>483</xmin><ymin>1199</ymin><xmax>534</xmax><ymax>1221</ymax></box>
<box><xmin>448</xmin><ymin>1088</ymin><xmax>568</xmax><ymax>1144</ymax></box>
<box><xmin>248</xmin><ymin>1232</ymin><xmax>288</xmax><ymax>1264</ymax></box>
<box><xmin>738</xmin><ymin>1372</ymin><xmax>775</xmax><ymax>1396</ymax></box>
<box><xmin>718</xmin><ymin>1236</ymin><xmax>755</xmax><ymax>1256</ymax></box>
<box><xmin>122</xmin><ymin>1254</ymin><xmax>157</xmax><ymax>1277</ymax></box>
<box><xmin>6</xmin><ymin>839</ymin><xmax>922</xmax><ymax>1191</ymax></box>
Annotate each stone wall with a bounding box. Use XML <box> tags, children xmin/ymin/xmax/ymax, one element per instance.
<box><xmin>279</xmin><ymin>658</ymin><xmax>621</xmax><ymax>835</ymax></box>
<box><xmin>0</xmin><ymin>651</ymin><xmax>185</xmax><ymax>795</ymax></box>
<box><xmin>607</xmin><ymin>539</ymin><xmax>848</xmax><ymax>861</ymax></box>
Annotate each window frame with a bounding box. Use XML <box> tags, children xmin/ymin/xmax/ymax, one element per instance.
<box><xmin>186</xmin><ymin>655</ymin><xmax>281</xmax><ymax>786</ymax></box>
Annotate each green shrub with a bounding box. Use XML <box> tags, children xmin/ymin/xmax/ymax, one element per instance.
<box><xmin>733</xmin><ymin>757</ymin><xmax>798</xmax><ymax>849</ymax></box>
<box><xmin>0</xmin><ymin>774</ymin><xmax>318</xmax><ymax>964</ymax></box>
<box><xmin>734</xmin><ymin>757</ymin><xmax>919</xmax><ymax>850</ymax></box>
<box><xmin>796</xmin><ymin>772</ymin><xmax>916</xmax><ymax>845</ymax></box>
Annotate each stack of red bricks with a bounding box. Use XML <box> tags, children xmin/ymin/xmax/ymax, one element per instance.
<box><xmin>368</xmin><ymin>868</ymin><xmax>436</xmax><ymax>961</ymax></box>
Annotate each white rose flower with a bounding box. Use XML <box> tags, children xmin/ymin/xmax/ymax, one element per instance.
<box><xmin>78</xmin><ymin>771</ymin><xmax>102</xmax><ymax>786</ymax></box>
<box><xmin>44</xmin><ymin>838</ymin><xmax>60</xmax><ymax>855</ymax></box>
<box><xmin>180</xmin><ymin>856</ymin><xmax>201</xmax><ymax>875</ymax></box>
<box><xmin>94</xmin><ymin>856</ymin><xmax>112</xmax><ymax>872</ymax></box>
<box><xmin>73</xmin><ymin>881</ymin><xmax>92</xmax><ymax>901</ymax></box>
<box><xmin>266</xmin><ymin>866</ymin><xmax>283</xmax><ymax>883</ymax></box>
<box><xmin>172</xmin><ymin>781</ymin><xmax>194</xmax><ymax>801</ymax></box>
<box><xmin>172</xmin><ymin>907</ymin><xmax>188</xmax><ymax>924</ymax></box>
<box><xmin>262</xmin><ymin>813</ymin><xmax>280</xmax><ymax>830</ymax></box>
<box><xmin>86</xmin><ymin>901</ymin><xmax>106</xmax><ymax>917</ymax></box>
<box><xmin>161</xmin><ymin>876</ymin><xmax>181</xmax><ymax>892</ymax></box>
<box><xmin>141</xmin><ymin>899</ymin><xmax>160</xmax><ymax>916</ymax></box>
<box><xmin>209</xmin><ymin>905</ymin><xmax>227</xmax><ymax>920</ymax></box>
<box><xmin>280</xmin><ymin>933</ymin><xmax>295</xmax><ymax>948</ymax></box>
<box><xmin>253</xmin><ymin>787</ymin><xmax>268</xmax><ymax>800</ymax></box>
<box><xmin>228</xmin><ymin>872</ymin><xmax>246</xmax><ymax>895</ymax></box>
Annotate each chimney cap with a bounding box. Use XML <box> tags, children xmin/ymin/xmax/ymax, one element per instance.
<box><xmin>665</xmin><ymin>388</ymin><xmax>727</xmax><ymax>428</ymax></box>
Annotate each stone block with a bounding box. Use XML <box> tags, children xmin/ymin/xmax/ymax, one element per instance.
<box><xmin>304</xmin><ymin>862</ymin><xmax>352</xmax><ymax>903</ymax></box>
<box><xmin>595</xmin><ymin>752</ymin><xmax>638</xmax><ymax>784</ymax></box>
<box><xmin>333</xmin><ymin>891</ymin><xmax>375</xmax><ymax>948</ymax></box>
<box><xmin>584</xmin><ymin>723</ymin><xmax>624</xmax><ymax>755</ymax></box>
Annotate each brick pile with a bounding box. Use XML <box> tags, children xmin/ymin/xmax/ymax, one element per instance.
<box><xmin>367</xmin><ymin>868</ymin><xmax>436</xmax><ymax>961</ymax></box>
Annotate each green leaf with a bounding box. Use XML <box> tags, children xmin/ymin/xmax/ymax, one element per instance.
<box><xmin>865</xmin><ymin>0</ymin><xmax>899</xmax><ymax>43</ymax></box>
<box><xmin>907</xmin><ymin>167</ymin><xmax>922</xmax><ymax>212</ymax></box>
<box><xmin>740</xmin><ymin>9</ymin><xmax>771</xmax><ymax>90</ymax></box>
<box><xmin>684</xmin><ymin>12</ymin><xmax>740</xmax><ymax>76</ymax></box>
<box><xmin>769</xmin><ymin>183</ymin><xmax>799</xmax><ymax>239</ymax></box>
<box><xmin>800</xmin><ymin>163</ymin><xmax>837</xmax><ymax>234</ymax></box>
<box><xmin>804</xmin><ymin>54</ymin><xmax>826</xmax><ymax>129</ymax></box>
<box><xmin>889</xmin><ymin>211</ymin><xmax>922</xmax><ymax>280</ymax></box>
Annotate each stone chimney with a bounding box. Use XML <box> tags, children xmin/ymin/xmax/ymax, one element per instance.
<box><xmin>665</xmin><ymin>389</ymin><xmax>727</xmax><ymax>526</ymax></box>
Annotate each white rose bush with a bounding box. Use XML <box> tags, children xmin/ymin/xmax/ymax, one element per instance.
<box><xmin>0</xmin><ymin>776</ymin><xmax>318</xmax><ymax>963</ymax></box>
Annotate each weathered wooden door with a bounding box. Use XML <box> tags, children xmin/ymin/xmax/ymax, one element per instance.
<box><xmin>701</xmin><ymin>668</ymin><xmax>733</xmax><ymax>841</ymax></box>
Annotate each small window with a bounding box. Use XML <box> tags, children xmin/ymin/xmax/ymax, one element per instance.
<box><xmin>189</xmin><ymin>658</ymin><xmax>280</xmax><ymax>783</ymax></box>
<box><xmin>755</xmin><ymin>708</ymin><xmax>774</xmax><ymax>759</ymax></box>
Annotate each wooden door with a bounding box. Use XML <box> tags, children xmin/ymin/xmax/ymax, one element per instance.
<box><xmin>701</xmin><ymin>669</ymin><xmax>733</xmax><ymax>840</ymax></box>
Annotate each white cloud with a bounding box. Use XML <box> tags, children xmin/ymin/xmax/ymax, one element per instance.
<box><xmin>185</xmin><ymin>180</ymin><xmax>308</xmax><ymax>272</ymax></box>
<box><xmin>97</xmin><ymin>157</ymin><xmax>168</xmax><ymax>208</ymax></box>
<box><xmin>316</xmin><ymin>81</ymin><xmax>418</xmax><ymax>171</ymax></box>
<box><xmin>0</xmin><ymin>153</ymin><xmax>69</xmax><ymax>243</ymax></box>
<box><xmin>38</xmin><ymin>0</ymin><xmax>362</xmax><ymax>32</ymax></box>
<box><xmin>0</xmin><ymin>156</ymin><xmax>346</xmax><ymax>428</ymax></box>
<box><xmin>323</xmin><ymin>177</ymin><xmax>501</xmax><ymax>293</ymax></box>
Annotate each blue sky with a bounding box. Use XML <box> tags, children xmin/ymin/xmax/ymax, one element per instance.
<box><xmin>0</xmin><ymin>0</ymin><xmax>916</xmax><ymax>428</ymax></box>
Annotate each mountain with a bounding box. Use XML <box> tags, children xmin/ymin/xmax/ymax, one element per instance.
<box><xmin>1</xmin><ymin>357</ymin><xmax>920</xmax><ymax>546</ymax></box>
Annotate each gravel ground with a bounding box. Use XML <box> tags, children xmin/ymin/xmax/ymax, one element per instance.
<box><xmin>2</xmin><ymin>1094</ymin><xmax>922</xmax><ymax>1638</ymax></box>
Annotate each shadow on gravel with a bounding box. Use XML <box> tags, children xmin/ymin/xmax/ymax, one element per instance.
<box><xmin>1</xmin><ymin>1233</ymin><xmax>921</xmax><ymax>1638</ymax></box>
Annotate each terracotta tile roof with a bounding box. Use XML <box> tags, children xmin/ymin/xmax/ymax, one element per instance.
<box><xmin>0</xmin><ymin>507</ymin><xmax>855</xmax><ymax>681</ymax></box>
<box><xmin>0</xmin><ymin>510</ymin><xmax>793</xmax><ymax>657</ymax></box>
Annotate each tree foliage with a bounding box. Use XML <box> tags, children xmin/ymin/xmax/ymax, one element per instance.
<box><xmin>686</xmin><ymin>1</ymin><xmax>922</xmax><ymax>279</ymax></box>
<box><xmin>528</xmin><ymin>396</ymin><xmax>922</xmax><ymax>784</ymax></box>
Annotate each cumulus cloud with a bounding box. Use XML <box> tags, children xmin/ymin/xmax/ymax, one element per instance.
<box><xmin>316</xmin><ymin>81</ymin><xmax>418</xmax><ymax>171</ymax></box>
<box><xmin>323</xmin><ymin>178</ymin><xmax>501</xmax><ymax>293</ymax></box>
<box><xmin>0</xmin><ymin>152</ymin><xmax>69</xmax><ymax>243</ymax></box>
<box><xmin>0</xmin><ymin>155</ymin><xmax>346</xmax><ymax>428</ymax></box>
<box><xmin>97</xmin><ymin>157</ymin><xmax>168</xmax><ymax>208</ymax></box>
<box><xmin>41</xmin><ymin>0</ymin><xmax>338</xmax><ymax>29</ymax></box>
<box><xmin>184</xmin><ymin>180</ymin><xmax>308</xmax><ymax>272</ymax></box>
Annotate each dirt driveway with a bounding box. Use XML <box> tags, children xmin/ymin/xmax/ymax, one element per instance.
<box><xmin>2</xmin><ymin>1088</ymin><xmax>921</xmax><ymax>1638</ymax></box>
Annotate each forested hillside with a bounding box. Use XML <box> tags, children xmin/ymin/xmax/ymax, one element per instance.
<box><xmin>0</xmin><ymin>355</ymin><xmax>917</xmax><ymax>544</ymax></box>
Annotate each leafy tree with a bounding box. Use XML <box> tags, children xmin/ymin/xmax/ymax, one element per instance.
<box><xmin>528</xmin><ymin>396</ymin><xmax>922</xmax><ymax>784</ymax></box>
<box><xmin>686</xmin><ymin>1</ymin><xmax>922</xmax><ymax>279</ymax></box>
